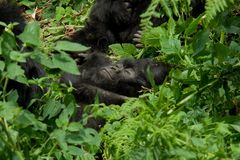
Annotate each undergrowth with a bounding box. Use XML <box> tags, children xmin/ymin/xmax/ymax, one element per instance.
<box><xmin>0</xmin><ymin>0</ymin><xmax>240</xmax><ymax>159</ymax></box>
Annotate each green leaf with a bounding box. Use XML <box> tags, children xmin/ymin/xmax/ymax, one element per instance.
<box><xmin>7</xmin><ymin>90</ymin><xmax>19</xmax><ymax>103</ymax></box>
<box><xmin>185</xmin><ymin>16</ymin><xmax>202</xmax><ymax>36</ymax></box>
<box><xmin>52</xmin><ymin>52</ymin><xmax>80</xmax><ymax>75</ymax></box>
<box><xmin>192</xmin><ymin>30</ymin><xmax>210</xmax><ymax>56</ymax></box>
<box><xmin>109</xmin><ymin>43</ymin><xmax>136</xmax><ymax>57</ymax></box>
<box><xmin>215</xmin><ymin>123</ymin><xmax>231</xmax><ymax>135</ymax></box>
<box><xmin>56</xmin><ymin>7</ymin><xmax>65</xmax><ymax>21</ymax></box>
<box><xmin>6</xmin><ymin>63</ymin><xmax>25</xmax><ymax>79</ymax></box>
<box><xmin>2</xmin><ymin>31</ymin><xmax>17</xmax><ymax>53</ymax></box>
<box><xmin>161</xmin><ymin>38</ymin><xmax>181</xmax><ymax>55</ymax></box>
<box><xmin>67</xmin><ymin>146</ymin><xmax>84</xmax><ymax>156</ymax></box>
<box><xmin>42</xmin><ymin>100</ymin><xmax>64</xmax><ymax>119</ymax></box>
<box><xmin>142</xmin><ymin>27</ymin><xmax>165</xmax><ymax>47</ymax></box>
<box><xmin>230</xmin><ymin>41</ymin><xmax>240</xmax><ymax>53</ymax></box>
<box><xmin>18</xmin><ymin>21</ymin><xmax>40</xmax><ymax>46</ymax></box>
<box><xmin>14</xmin><ymin>110</ymin><xmax>47</xmax><ymax>131</ymax></box>
<box><xmin>170</xmin><ymin>148</ymin><xmax>197</xmax><ymax>159</ymax></box>
<box><xmin>56</xmin><ymin>102</ymin><xmax>75</xmax><ymax>128</ymax></box>
<box><xmin>10</xmin><ymin>51</ymin><xmax>31</xmax><ymax>63</ymax></box>
<box><xmin>213</xmin><ymin>43</ymin><xmax>230</xmax><ymax>63</ymax></box>
<box><xmin>67</xmin><ymin>122</ymin><xmax>83</xmax><ymax>132</ymax></box>
<box><xmin>55</xmin><ymin>41</ymin><xmax>90</xmax><ymax>52</ymax></box>
<box><xmin>0</xmin><ymin>102</ymin><xmax>21</xmax><ymax>121</ymax></box>
<box><xmin>51</xmin><ymin>129</ymin><xmax>68</xmax><ymax>151</ymax></box>
<box><xmin>0</xmin><ymin>60</ymin><xmax>5</xmax><ymax>71</ymax></box>
<box><xmin>31</xmin><ymin>49</ymin><xmax>55</xmax><ymax>68</ymax></box>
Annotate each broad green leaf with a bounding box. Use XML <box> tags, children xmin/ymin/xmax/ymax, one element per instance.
<box><xmin>7</xmin><ymin>90</ymin><xmax>19</xmax><ymax>103</ymax></box>
<box><xmin>10</xmin><ymin>51</ymin><xmax>31</xmax><ymax>63</ymax></box>
<box><xmin>192</xmin><ymin>30</ymin><xmax>210</xmax><ymax>56</ymax></box>
<box><xmin>184</xmin><ymin>16</ymin><xmax>202</xmax><ymax>36</ymax></box>
<box><xmin>213</xmin><ymin>43</ymin><xmax>230</xmax><ymax>63</ymax></box>
<box><xmin>109</xmin><ymin>43</ymin><xmax>136</xmax><ymax>57</ymax></box>
<box><xmin>55</xmin><ymin>40</ymin><xmax>90</xmax><ymax>52</ymax></box>
<box><xmin>215</xmin><ymin>123</ymin><xmax>231</xmax><ymax>135</ymax></box>
<box><xmin>142</xmin><ymin>27</ymin><xmax>165</xmax><ymax>47</ymax></box>
<box><xmin>2</xmin><ymin>31</ymin><xmax>17</xmax><ymax>53</ymax></box>
<box><xmin>31</xmin><ymin>49</ymin><xmax>55</xmax><ymax>68</ymax></box>
<box><xmin>0</xmin><ymin>21</ymin><xmax>7</xmax><ymax>27</ymax></box>
<box><xmin>82</xmin><ymin>128</ymin><xmax>101</xmax><ymax>145</ymax></box>
<box><xmin>0</xmin><ymin>101</ymin><xmax>21</xmax><ymax>120</ymax></box>
<box><xmin>52</xmin><ymin>52</ymin><xmax>80</xmax><ymax>75</ymax></box>
<box><xmin>161</xmin><ymin>38</ymin><xmax>181</xmax><ymax>55</ymax></box>
<box><xmin>18</xmin><ymin>21</ymin><xmax>40</xmax><ymax>46</ymax></box>
<box><xmin>0</xmin><ymin>60</ymin><xmax>5</xmax><ymax>71</ymax></box>
<box><xmin>67</xmin><ymin>146</ymin><xmax>84</xmax><ymax>156</ymax></box>
<box><xmin>6</xmin><ymin>63</ymin><xmax>25</xmax><ymax>79</ymax></box>
<box><xmin>67</xmin><ymin>122</ymin><xmax>83</xmax><ymax>132</ymax></box>
<box><xmin>51</xmin><ymin>129</ymin><xmax>68</xmax><ymax>151</ymax></box>
<box><xmin>56</xmin><ymin>7</ymin><xmax>65</xmax><ymax>21</ymax></box>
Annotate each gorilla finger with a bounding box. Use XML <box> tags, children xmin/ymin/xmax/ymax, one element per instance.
<box><xmin>133</xmin><ymin>33</ymin><xmax>142</xmax><ymax>38</ymax></box>
<box><xmin>136</xmin><ymin>43</ymin><xmax>144</xmax><ymax>48</ymax></box>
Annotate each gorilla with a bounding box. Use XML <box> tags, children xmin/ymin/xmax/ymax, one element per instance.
<box><xmin>71</xmin><ymin>0</ymin><xmax>151</xmax><ymax>51</ymax></box>
<box><xmin>62</xmin><ymin>52</ymin><xmax>170</xmax><ymax>105</ymax></box>
<box><xmin>70</xmin><ymin>0</ymin><xmax>206</xmax><ymax>51</ymax></box>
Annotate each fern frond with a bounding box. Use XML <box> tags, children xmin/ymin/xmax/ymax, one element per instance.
<box><xmin>140</xmin><ymin>0</ymin><xmax>191</xmax><ymax>31</ymax></box>
<box><xmin>205</xmin><ymin>0</ymin><xmax>235</xmax><ymax>22</ymax></box>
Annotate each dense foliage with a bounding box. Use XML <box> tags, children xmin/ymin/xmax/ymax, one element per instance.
<box><xmin>0</xmin><ymin>0</ymin><xmax>240</xmax><ymax>159</ymax></box>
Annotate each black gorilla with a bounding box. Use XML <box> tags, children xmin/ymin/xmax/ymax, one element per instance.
<box><xmin>70</xmin><ymin>0</ymin><xmax>205</xmax><ymax>51</ymax></box>
<box><xmin>71</xmin><ymin>0</ymin><xmax>151</xmax><ymax>51</ymax></box>
<box><xmin>62</xmin><ymin>52</ymin><xmax>170</xmax><ymax>105</ymax></box>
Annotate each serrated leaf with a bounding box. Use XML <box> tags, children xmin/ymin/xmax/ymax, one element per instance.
<box><xmin>43</xmin><ymin>100</ymin><xmax>64</xmax><ymax>119</ymax></box>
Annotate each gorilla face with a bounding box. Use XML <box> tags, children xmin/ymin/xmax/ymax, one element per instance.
<box><xmin>96</xmin><ymin>63</ymin><xmax>136</xmax><ymax>83</ymax></box>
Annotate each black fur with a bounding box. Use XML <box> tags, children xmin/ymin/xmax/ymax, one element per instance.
<box><xmin>71</xmin><ymin>0</ymin><xmax>151</xmax><ymax>51</ymax></box>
